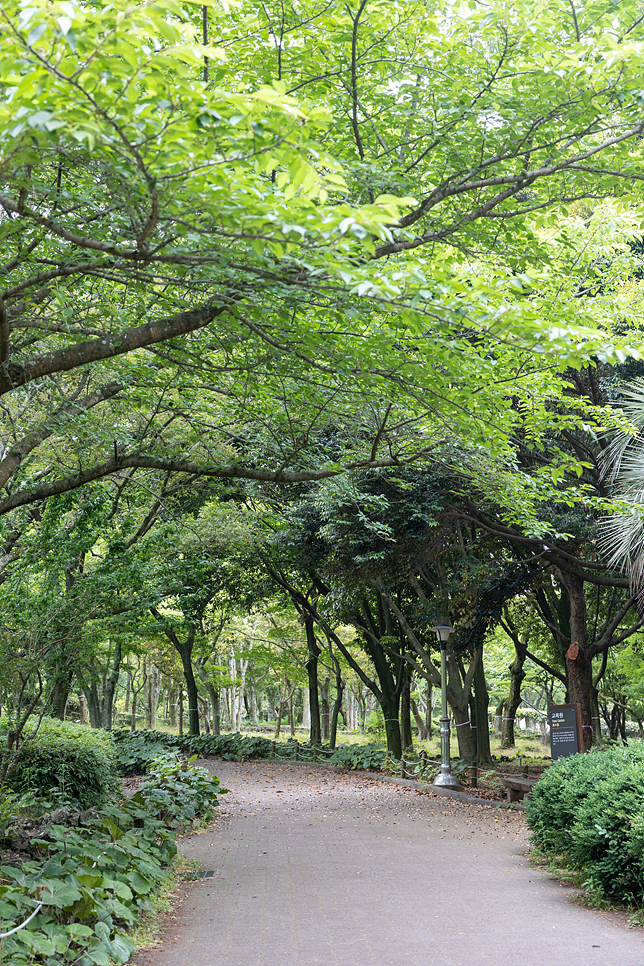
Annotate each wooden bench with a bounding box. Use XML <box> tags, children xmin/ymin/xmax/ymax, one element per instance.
<box><xmin>500</xmin><ymin>777</ymin><xmax>537</xmax><ymax>803</ymax></box>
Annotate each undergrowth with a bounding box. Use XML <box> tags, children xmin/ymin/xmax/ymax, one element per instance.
<box><xmin>0</xmin><ymin>752</ymin><xmax>220</xmax><ymax>965</ymax></box>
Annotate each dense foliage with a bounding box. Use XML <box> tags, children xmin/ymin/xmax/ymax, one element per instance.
<box><xmin>113</xmin><ymin>729</ymin><xmax>274</xmax><ymax>765</ymax></box>
<box><xmin>0</xmin><ymin>754</ymin><xmax>220</xmax><ymax>965</ymax></box>
<box><xmin>527</xmin><ymin>743</ymin><xmax>644</xmax><ymax>903</ymax></box>
<box><xmin>2</xmin><ymin>718</ymin><xmax>119</xmax><ymax>810</ymax></box>
<box><xmin>114</xmin><ymin>728</ymin><xmax>399</xmax><ymax>774</ymax></box>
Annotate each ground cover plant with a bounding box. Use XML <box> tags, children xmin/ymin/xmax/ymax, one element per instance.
<box><xmin>0</xmin><ymin>752</ymin><xmax>220</xmax><ymax>965</ymax></box>
<box><xmin>113</xmin><ymin>729</ymin><xmax>547</xmax><ymax>804</ymax></box>
<box><xmin>527</xmin><ymin>742</ymin><xmax>644</xmax><ymax>904</ymax></box>
<box><xmin>113</xmin><ymin>730</ymin><xmax>273</xmax><ymax>767</ymax></box>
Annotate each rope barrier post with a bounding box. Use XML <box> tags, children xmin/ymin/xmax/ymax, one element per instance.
<box><xmin>470</xmin><ymin>764</ymin><xmax>478</xmax><ymax>789</ymax></box>
<box><xmin>401</xmin><ymin>755</ymin><xmax>406</xmax><ymax>779</ymax></box>
<box><xmin>294</xmin><ymin>741</ymin><xmax>299</xmax><ymax>761</ymax></box>
<box><xmin>271</xmin><ymin>741</ymin><xmax>276</xmax><ymax>759</ymax></box>
<box><xmin>419</xmin><ymin>749</ymin><xmax>427</xmax><ymax>776</ymax></box>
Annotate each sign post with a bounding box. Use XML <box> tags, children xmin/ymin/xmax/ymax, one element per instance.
<box><xmin>548</xmin><ymin>703</ymin><xmax>583</xmax><ymax>760</ymax></box>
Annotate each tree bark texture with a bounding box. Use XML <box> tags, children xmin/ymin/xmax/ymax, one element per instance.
<box><xmin>559</xmin><ymin>571</ymin><xmax>593</xmax><ymax>751</ymax></box>
<box><xmin>501</xmin><ymin>642</ymin><xmax>526</xmax><ymax>748</ymax></box>
<box><xmin>473</xmin><ymin>650</ymin><xmax>493</xmax><ymax>765</ymax></box>
<box><xmin>400</xmin><ymin>668</ymin><xmax>413</xmax><ymax>750</ymax></box>
<box><xmin>305</xmin><ymin>619</ymin><xmax>322</xmax><ymax>745</ymax></box>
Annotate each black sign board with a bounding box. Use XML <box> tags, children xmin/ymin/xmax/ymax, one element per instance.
<box><xmin>548</xmin><ymin>703</ymin><xmax>582</xmax><ymax>760</ymax></box>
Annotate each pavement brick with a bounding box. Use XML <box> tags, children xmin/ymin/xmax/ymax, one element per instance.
<box><xmin>133</xmin><ymin>760</ymin><xmax>644</xmax><ymax>966</ymax></box>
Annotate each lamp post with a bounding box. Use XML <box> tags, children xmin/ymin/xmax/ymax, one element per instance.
<box><xmin>431</xmin><ymin>623</ymin><xmax>462</xmax><ymax>791</ymax></box>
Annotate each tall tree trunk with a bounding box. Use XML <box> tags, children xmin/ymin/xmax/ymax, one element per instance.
<box><xmin>288</xmin><ymin>682</ymin><xmax>295</xmax><ymax>738</ymax></box>
<box><xmin>275</xmin><ymin>679</ymin><xmax>284</xmax><ymax>738</ymax></box>
<box><xmin>559</xmin><ymin>570</ymin><xmax>592</xmax><ymax>751</ymax></box>
<box><xmin>590</xmin><ymin>648</ymin><xmax>608</xmax><ymax>746</ymax></box>
<box><xmin>473</xmin><ymin>650</ymin><xmax>493</xmax><ymax>765</ymax></box>
<box><xmin>495</xmin><ymin>698</ymin><xmax>506</xmax><ymax>737</ymax></box>
<box><xmin>80</xmin><ymin>675</ymin><xmax>101</xmax><ymax>729</ymax></box>
<box><xmin>329</xmin><ymin>677</ymin><xmax>344</xmax><ymax>751</ymax></box>
<box><xmin>148</xmin><ymin>663</ymin><xmax>161</xmax><ymax>730</ymax></box>
<box><xmin>446</xmin><ymin>650</ymin><xmax>477</xmax><ymax>763</ymax></box>
<box><xmin>181</xmin><ymin>650</ymin><xmax>200</xmax><ymax>736</ymax></box>
<box><xmin>425</xmin><ymin>681</ymin><xmax>432</xmax><ymax>738</ymax></box>
<box><xmin>400</xmin><ymin>668</ymin><xmax>413</xmax><ymax>750</ymax></box>
<box><xmin>501</xmin><ymin>645</ymin><xmax>526</xmax><ymax>748</ymax></box>
<box><xmin>196</xmin><ymin>660</ymin><xmax>221</xmax><ymax>736</ymax></box>
<box><xmin>100</xmin><ymin>639</ymin><xmax>122</xmax><ymax>730</ymax></box>
<box><xmin>50</xmin><ymin>668</ymin><xmax>74</xmax><ymax>720</ymax></box>
<box><xmin>381</xmin><ymin>692</ymin><xmax>402</xmax><ymax>759</ymax></box>
<box><xmin>320</xmin><ymin>675</ymin><xmax>330</xmax><ymax>741</ymax></box>
<box><xmin>619</xmin><ymin>701</ymin><xmax>627</xmax><ymax>742</ymax></box>
<box><xmin>199</xmin><ymin>695</ymin><xmax>211</xmax><ymax>732</ymax></box>
<box><xmin>305</xmin><ymin>619</ymin><xmax>321</xmax><ymax>745</ymax></box>
<box><xmin>411</xmin><ymin>697</ymin><xmax>428</xmax><ymax>740</ymax></box>
<box><xmin>249</xmin><ymin>683</ymin><xmax>258</xmax><ymax>727</ymax></box>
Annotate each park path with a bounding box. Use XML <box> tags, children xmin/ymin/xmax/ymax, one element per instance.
<box><xmin>133</xmin><ymin>760</ymin><xmax>644</xmax><ymax>966</ymax></box>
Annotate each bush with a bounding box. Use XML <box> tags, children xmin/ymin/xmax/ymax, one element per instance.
<box><xmin>527</xmin><ymin>742</ymin><xmax>644</xmax><ymax>903</ymax></box>
<box><xmin>113</xmin><ymin>729</ymin><xmax>393</xmax><ymax>773</ymax></box>
<box><xmin>0</xmin><ymin>753</ymin><xmax>221</xmax><ymax>965</ymax></box>
<box><xmin>112</xmin><ymin>732</ymin><xmax>171</xmax><ymax>774</ymax></box>
<box><xmin>112</xmin><ymin>729</ymin><xmax>273</xmax><ymax>765</ymax></box>
<box><xmin>2</xmin><ymin>718</ymin><xmax>119</xmax><ymax>811</ymax></box>
<box><xmin>329</xmin><ymin>744</ymin><xmax>387</xmax><ymax>771</ymax></box>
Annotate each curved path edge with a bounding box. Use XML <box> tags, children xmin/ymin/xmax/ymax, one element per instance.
<box><xmin>248</xmin><ymin>757</ymin><xmax>526</xmax><ymax>809</ymax></box>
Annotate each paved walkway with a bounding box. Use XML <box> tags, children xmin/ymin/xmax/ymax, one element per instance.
<box><xmin>134</xmin><ymin>760</ymin><xmax>644</xmax><ymax>966</ymax></box>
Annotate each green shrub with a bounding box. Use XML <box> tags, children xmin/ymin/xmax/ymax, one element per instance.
<box><xmin>527</xmin><ymin>742</ymin><xmax>644</xmax><ymax>903</ymax></box>
<box><xmin>0</xmin><ymin>754</ymin><xmax>221</xmax><ymax>965</ymax></box>
<box><xmin>113</xmin><ymin>729</ymin><xmax>390</xmax><ymax>774</ymax></box>
<box><xmin>112</xmin><ymin>729</ymin><xmax>273</xmax><ymax>764</ymax></box>
<box><xmin>2</xmin><ymin>717</ymin><xmax>119</xmax><ymax>811</ymax></box>
<box><xmin>113</xmin><ymin>732</ymin><xmax>170</xmax><ymax>774</ymax></box>
<box><xmin>329</xmin><ymin>744</ymin><xmax>387</xmax><ymax>771</ymax></box>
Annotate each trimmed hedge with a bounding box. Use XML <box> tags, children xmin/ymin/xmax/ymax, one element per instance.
<box><xmin>2</xmin><ymin>718</ymin><xmax>119</xmax><ymax>811</ymax></box>
<box><xmin>527</xmin><ymin>742</ymin><xmax>644</xmax><ymax>903</ymax></box>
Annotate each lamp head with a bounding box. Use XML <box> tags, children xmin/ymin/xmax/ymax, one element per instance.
<box><xmin>431</xmin><ymin>623</ymin><xmax>455</xmax><ymax>644</ymax></box>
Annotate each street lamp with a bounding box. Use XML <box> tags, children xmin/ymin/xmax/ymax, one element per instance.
<box><xmin>431</xmin><ymin>623</ymin><xmax>462</xmax><ymax>791</ymax></box>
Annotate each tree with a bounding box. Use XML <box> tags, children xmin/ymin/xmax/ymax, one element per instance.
<box><xmin>2</xmin><ymin>0</ymin><xmax>644</xmax><ymax>524</ymax></box>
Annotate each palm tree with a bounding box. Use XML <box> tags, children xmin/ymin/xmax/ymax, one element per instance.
<box><xmin>600</xmin><ymin>377</ymin><xmax>644</xmax><ymax>600</ymax></box>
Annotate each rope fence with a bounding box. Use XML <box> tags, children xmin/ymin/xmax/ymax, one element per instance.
<box><xmin>263</xmin><ymin>740</ymin><xmax>538</xmax><ymax>786</ymax></box>
<box><xmin>0</xmin><ymin>901</ymin><xmax>43</xmax><ymax>939</ymax></box>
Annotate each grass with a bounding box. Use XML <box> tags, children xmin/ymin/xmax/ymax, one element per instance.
<box><xmin>528</xmin><ymin>845</ymin><xmax>644</xmax><ymax>927</ymax></box>
<box><xmin>127</xmin><ymin>853</ymin><xmax>203</xmax><ymax>952</ymax></box>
